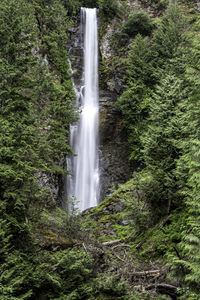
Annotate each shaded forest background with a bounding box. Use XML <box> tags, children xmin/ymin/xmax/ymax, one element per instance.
<box><xmin>1</xmin><ymin>0</ymin><xmax>200</xmax><ymax>299</ymax></box>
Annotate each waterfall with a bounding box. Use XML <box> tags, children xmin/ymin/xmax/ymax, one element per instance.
<box><xmin>67</xmin><ymin>8</ymin><xmax>99</xmax><ymax>212</ymax></box>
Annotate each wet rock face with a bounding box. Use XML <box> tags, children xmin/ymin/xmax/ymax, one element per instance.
<box><xmin>98</xmin><ymin>18</ymin><xmax>132</xmax><ymax>201</ymax></box>
<box><xmin>36</xmin><ymin>159</ymin><xmax>66</xmax><ymax>208</ymax></box>
<box><xmin>99</xmin><ymin>90</ymin><xmax>131</xmax><ymax>201</ymax></box>
<box><xmin>99</xmin><ymin>19</ymin><xmax>116</xmax><ymax>60</ymax></box>
<box><xmin>67</xmin><ymin>13</ymin><xmax>84</xmax><ymax>88</ymax></box>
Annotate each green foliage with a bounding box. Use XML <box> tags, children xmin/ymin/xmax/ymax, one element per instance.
<box><xmin>63</xmin><ymin>204</ymin><xmax>83</xmax><ymax>240</ymax></box>
<box><xmin>141</xmin><ymin>72</ymin><xmax>191</xmax><ymax>216</ymax></box>
<box><xmin>122</xmin><ymin>10</ymin><xmax>154</xmax><ymax>38</ymax></box>
<box><xmin>61</xmin><ymin>0</ymin><xmax>80</xmax><ymax>15</ymax></box>
<box><xmin>82</xmin><ymin>178</ymin><xmax>152</xmax><ymax>242</ymax></box>
<box><xmin>116</xmin><ymin>35</ymin><xmax>155</xmax><ymax>161</ymax></box>
<box><xmin>93</xmin><ymin>273</ymin><xmax>138</xmax><ymax>299</ymax></box>
<box><xmin>117</xmin><ymin>3</ymin><xmax>190</xmax><ymax>167</ymax></box>
<box><xmin>117</xmin><ymin>83</ymin><xmax>149</xmax><ymax>125</ymax></box>
<box><xmin>143</xmin><ymin>75</ymin><xmax>182</xmax><ymax>171</ymax></box>
<box><xmin>152</xmin><ymin>4</ymin><xmax>188</xmax><ymax>67</ymax></box>
<box><xmin>51</xmin><ymin>249</ymin><xmax>94</xmax><ymax>298</ymax></box>
<box><xmin>98</xmin><ymin>0</ymin><xmax>120</xmax><ymax>19</ymax></box>
<box><xmin>0</xmin><ymin>0</ymin><xmax>76</xmax><ymax>230</ymax></box>
<box><xmin>0</xmin><ymin>0</ymin><xmax>77</xmax><ymax>298</ymax></box>
<box><xmin>167</xmin><ymin>76</ymin><xmax>200</xmax><ymax>296</ymax></box>
<box><xmin>126</xmin><ymin>35</ymin><xmax>156</xmax><ymax>86</ymax></box>
<box><xmin>0</xmin><ymin>0</ymin><xmax>44</xmax><ymax>252</ymax></box>
<box><xmin>115</xmin><ymin>3</ymin><xmax>200</xmax><ymax>296</ymax></box>
<box><xmin>0</xmin><ymin>248</ymin><xmax>95</xmax><ymax>300</ymax></box>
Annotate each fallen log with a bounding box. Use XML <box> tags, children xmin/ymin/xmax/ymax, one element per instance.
<box><xmin>146</xmin><ymin>283</ymin><xmax>177</xmax><ymax>297</ymax></box>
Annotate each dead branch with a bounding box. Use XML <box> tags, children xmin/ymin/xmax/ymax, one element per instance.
<box><xmin>102</xmin><ymin>239</ymin><xmax>121</xmax><ymax>246</ymax></box>
<box><xmin>131</xmin><ymin>270</ymin><xmax>160</xmax><ymax>277</ymax></box>
<box><xmin>82</xmin><ymin>243</ymin><xmax>88</xmax><ymax>254</ymax></box>
<box><xmin>112</xmin><ymin>252</ymin><xmax>126</xmax><ymax>262</ymax></box>
<box><xmin>167</xmin><ymin>198</ymin><xmax>171</xmax><ymax>214</ymax></box>
<box><xmin>136</xmin><ymin>216</ymin><xmax>169</xmax><ymax>250</ymax></box>
<box><xmin>111</xmin><ymin>243</ymin><xmax>131</xmax><ymax>250</ymax></box>
<box><xmin>125</xmin><ymin>231</ymin><xmax>138</xmax><ymax>242</ymax></box>
<box><xmin>149</xmin><ymin>274</ymin><xmax>161</xmax><ymax>283</ymax></box>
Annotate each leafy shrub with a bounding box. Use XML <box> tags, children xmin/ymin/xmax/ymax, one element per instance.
<box><xmin>122</xmin><ymin>10</ymin><xmax>154</xmax><ymax>37</ymax></box>
<box><xmin>61</xmin><ymin>0</ymin><xmax>80</xmax><ymax>15</ymax></box>
<box><xmin>98</xmin><ymin>0</ymin><xmax>120</xmax><ymax>19</ymax></box>
<box><xmin>93</xmin><ymin>273</ymin><xmax>138</xmax><ymax>299</ymax></box>
<box><xmin>111</xmin><ymin>32</ymin><xmax>129</xmax><ymax>49</ymax></box>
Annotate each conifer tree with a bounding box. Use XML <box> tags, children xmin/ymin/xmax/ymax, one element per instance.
<box><xmin>142</xmin><ymin>75</ymin><xmax>186</xmax><ymax>213</ymax></box>
<box><xmin>152</xmin><ymin>3</ymin><xmax>187</xmax><ymax>70</ymax></box>
<box><xmin>116</xmin><ymin>35</ymin><xmax>155</xmax><ymax>161</ymax></box>
<box><xmin>168</xmin><ymin>66</ymin><xmax>200</xmax><ymax>297</ymax></box>
<box><xmin>180</xmin><ymin>141</ymin><xmax>200</xmax><ymax>295</ymax></box>
<box><xmin>0</xmin><ymin>0</ymin><xmax>41</xmax><ymax>246</ymax></box>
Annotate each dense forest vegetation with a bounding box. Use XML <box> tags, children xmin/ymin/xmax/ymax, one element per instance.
<box><xmin>1</xmin><ymin>0</ymin><xmax>200</xmax><ymax>299</ymax></box>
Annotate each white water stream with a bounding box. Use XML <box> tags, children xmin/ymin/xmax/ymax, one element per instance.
<box><xmin>67</xmin><ymin>8</ymin><xmax>99</xmax><ymax>212</ymax></box>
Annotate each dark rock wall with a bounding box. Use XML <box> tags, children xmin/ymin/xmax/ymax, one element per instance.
<box><xmin>98</xmin><ymin>15</ymin><xmax>132</xmax><ymax>200</ymax></box>
<box><xmin>99</xmin><ymin>90</ymin><xmax>131</xmax><ymax>200</ymax></box>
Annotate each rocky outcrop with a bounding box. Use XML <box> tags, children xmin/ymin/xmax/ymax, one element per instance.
<box><xmin>33</xmin><ymin>211</ymin><xmax>74</xmax><ymax>251</ymax></box>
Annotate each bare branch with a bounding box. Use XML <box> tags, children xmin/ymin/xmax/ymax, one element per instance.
<box><xmin>102</xmin><ymin>239</ymin><xmax>121</xmax><ymax>246</ymax></box>
<box><xmin>136</xmin><ymin>216</ymin><xmax>169</xmax><ymax>250</ymax></box>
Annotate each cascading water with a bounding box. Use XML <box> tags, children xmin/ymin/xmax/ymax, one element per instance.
<box><xmin>67</xmin><ymin>7</ymin><xmax>99</xmax><ymax>212</ymax></box>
